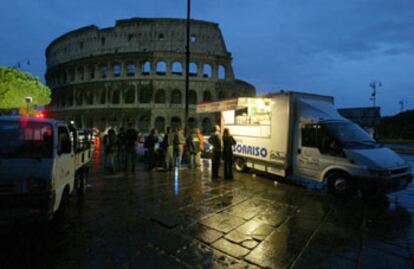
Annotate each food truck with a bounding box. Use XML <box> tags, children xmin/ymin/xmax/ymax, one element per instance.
<box><xmin>197</xmin><ymin>91</ymin><xmax>412</xmax><ymax>196</ymax></box>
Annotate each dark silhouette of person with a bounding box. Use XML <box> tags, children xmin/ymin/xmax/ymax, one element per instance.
<box><xmin>174</xmin><ymin>128</ymin><xmax>185</xmax><ymax>168</ymax></box>
<box><xmin>186</xmin><ymin>129</ymin><xmax>198</xmax><ymax>168</ymax></box>
<box><xmin>117</xmin><ymin>127</ymin><xmax>127</xmax><ymax>172</ymax></box>
<box><xmin>145</xmin><ymin>128</ymin><xmax>158</xmax><ymax>170</ymax></box>
<box><xmin>208</xmin><ymin>125</ymin><xmax>222</xmax><ymax>178</ymax></box>
<box><xmin>107</xmin><ymin>128</ymin><xmax>118</xmax><ymax>174</ymax></box>
<box><xmin>222</xmin><ymin>128</ymin><xmax>236</xmax><ymax>179</ymax></box>
<box><xmin>125</xmin><ymin>122</ymin><xmax>138</xmax><ymax>172</ymax></box>
<box><xmin>163</xmin><ymin>127</ymin><xmax>175</xmax><ymax>171</ymax></box>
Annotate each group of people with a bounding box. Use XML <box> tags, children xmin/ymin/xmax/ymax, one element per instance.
<box><xmin>208</xmin><ymin>125</ymin><xmax>236</xmax><ymax>179</ymax></box>
<box><xmin>154</xmin><ymin>127</ymin><xmax>204</xmax><ymax>171</ymax></box>
<box><xmin>103</xmin><ymin>122</ymin><xmax>139</xmax><ymax>174</ymax></box>
<box><xmin>102</xmin><ymin>123</ymin><xmax>238</xmax><ymax>180</ymax></box>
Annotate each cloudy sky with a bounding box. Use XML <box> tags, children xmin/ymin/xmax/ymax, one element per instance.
<box><xmin>0</xmin><ymin>0</ymin><xmax>413</xmax><ymax>115</ymax></box>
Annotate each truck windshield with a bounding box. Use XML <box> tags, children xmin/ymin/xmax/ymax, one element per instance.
<box><xmin>323</xmin><ymin>122</ymin><xmax>379</xmax><ymax>149</ymax></box>
<box><xmin>0</xmin><ymin>120</ymin><xmax>53</xmax><ymax>158</ymax></box>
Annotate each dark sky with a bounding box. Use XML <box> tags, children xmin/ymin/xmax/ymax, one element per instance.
<box><xmin>1</xmin><ymin>0</ymin><xmax>413</xmax><ymax>115</ymax></box>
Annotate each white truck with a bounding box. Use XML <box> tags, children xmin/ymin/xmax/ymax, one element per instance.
<box><xmin>197</xmin><ymin>91</ymin><xmax>412</xmax><ymax>196</ymax></box>
<box><xmin>0</xmin><ymin>116</ymin><xmax>91</xmax><ymax>223</ymax></box>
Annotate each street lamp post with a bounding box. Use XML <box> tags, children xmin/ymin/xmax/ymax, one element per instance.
<box><xmin>25</xmin><ymin>96</ymin><xmax>32</xmax><ymax>115</ymax></box>
<box><xmin>184</xmin><ymin>0</ymin><xmax>191</xmax><ymax>136</ymax></box>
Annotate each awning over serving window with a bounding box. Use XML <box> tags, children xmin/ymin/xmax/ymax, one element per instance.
<box><xmin>196</xmin><ymin>97</ymin><xmax>271</xmax><ymax>113</ymax></box>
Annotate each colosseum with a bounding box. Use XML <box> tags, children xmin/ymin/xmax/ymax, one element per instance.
<box><xmin>45</xmin><ymin>17</ymin><xmax>256</xmax><ymax>133</ymax></box>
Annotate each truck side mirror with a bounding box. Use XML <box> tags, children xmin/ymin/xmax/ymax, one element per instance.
<box><xmin>59</xmin><ymin>135</ymin><xmax>72</xmax><ymax>154</ymax></box>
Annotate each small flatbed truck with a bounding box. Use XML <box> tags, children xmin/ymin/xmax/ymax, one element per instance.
<box><xmin>0</xmin><ymin>116</ymin><xmax>92</xmax><ymax>223</ymax></box>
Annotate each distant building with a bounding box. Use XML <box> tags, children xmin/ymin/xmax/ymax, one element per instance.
<box><xmin>45</xmin><ymin>18</ymin><xmax>255</xmax><ymax>133</ymax></box>
<box><xmin>338</xmin><ymin>107</ymin><xmax>381</xmax><ymax>128</ymax></box>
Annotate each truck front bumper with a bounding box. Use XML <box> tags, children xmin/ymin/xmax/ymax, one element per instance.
<box><xmin>357</xmin><ymin>174</ymin><xmax>413</xmax><ymax>194</ymax></box>
<box><xmin>0</xmin><ymin>191</ymin><xmax>54</xmax><ymax>224</ymax></box>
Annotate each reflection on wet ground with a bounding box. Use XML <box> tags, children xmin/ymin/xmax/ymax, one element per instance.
<box><xmin>1</xmin><ymin>152</ymin><xmax>414</xmax><ymax>268</ymax></box>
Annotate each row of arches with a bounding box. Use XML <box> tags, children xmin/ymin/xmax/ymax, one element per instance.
<box><xmin>152</xmin><ymin>116</ymin><xmax>212</xmax><ymax>134</ymax></box>
<box><xmin>52</xmin><ymin>87</ymin><xmax>239</xmax><ymax>108</ymax></box>
<box><xmin>47</xmin><ymin>59</ymin><xmax>230</xmax><ymax>87</ymax></box>
<box><xmin>73</xmin><ymin>114</ymin><xmax>214</xmax><ymax>134</ymax></box>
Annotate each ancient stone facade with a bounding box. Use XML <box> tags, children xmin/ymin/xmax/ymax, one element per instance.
<box><xmin>45</xmin><ymin>18</ymin><xmax>255</xmax><ymax>133</ymax></box>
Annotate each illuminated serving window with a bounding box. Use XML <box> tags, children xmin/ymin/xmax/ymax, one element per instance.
<box><xmin>223</xmin><ymin>98</ymin><xmax>272</xmax><ymax>137</ymax></box>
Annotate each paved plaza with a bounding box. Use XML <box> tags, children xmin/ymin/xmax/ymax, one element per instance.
<box><xmin>1</xmin><ymin>153</ymin><xmax>414</xmax><ymax>269</ymax></box>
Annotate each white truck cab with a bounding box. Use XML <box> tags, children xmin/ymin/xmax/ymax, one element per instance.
<box><xmin>0</xmin><ymin>116</ymin><xmax>91</xmax><ymax>223</ymax></box>
<box><xmin>197</xmin><ymin>91</ymin><xmax>412</xmax><ymax>196</ymax></box>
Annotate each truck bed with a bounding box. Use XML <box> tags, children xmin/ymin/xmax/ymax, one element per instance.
<box><xmin>75</xmin><ymin>147</ymin><xmax>92</xmax><ymax>171</ymax></box>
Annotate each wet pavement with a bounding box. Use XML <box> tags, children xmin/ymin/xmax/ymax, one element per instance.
<box><xmin>1</xmin><ymin>152</ymin><xmax>414</xmax><ymax>269</ymax></box>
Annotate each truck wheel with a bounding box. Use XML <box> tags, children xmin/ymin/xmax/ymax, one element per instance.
<box><xmin>327</xmin><ymin>172</ymin><xmax>355</xmax><ymax>198</ymax></box>
<box><xmin>76</xmin><ymin>174</ymin><xmax>85</xmax><ymax>196</ymax></box>
<box><xmin>55</xmin><ymin>188</ymin><xmax>70</xmax><ymax>220</ymax></box>
<box><xmin>76</xmin><ymin>168</ymin><xmax>88</xmax><ymax>197</ymax></box>
<box><xmin>234</xmin><ymin>158</ymin><xmax>249</xmax><ymax>172</ymax></box>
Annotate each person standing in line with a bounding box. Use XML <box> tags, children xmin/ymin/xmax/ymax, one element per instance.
<box><xmin>103</xmin><ymin>132</ymin><xmax>110</xmax><ymax>169</ymax></box>
<box><xmin>136</xmin><ymin>132</ymin><xmax>145</xmax><ymax>160</ymax></box>
<box><xmin>208</xmin><ymin>125</ymin><xmax>222</xmax><ymax>178</ymax></box>
<box><xmin>107</xmin><ymin>128</ymin><xmax>118</xmax><ymax>174</ymax></box>
<box><xmin>196</xmin><ymin>128</ymin><xmax>204</xmax><ymax>167</ymax></box>
<box><xmin>174</xmin><ymin>128</ymin><xmax>186</xmax><ymax>168</ymax></box>
<box><xmin>125</xmin><ymin>122</ymin><xmax>138</xmax><ymax>172</ymax></box>
<box><xmin>222</xmin><ymin>128</ymin><xmax>237</xmax><ymax>179</ymax></box>
<box><xmin>145</xmin><ymin>128</ymin><xmax>158</xmax><ymax>170</ymax></box>
<box><xmin>117</xmin><ymin>126</ymin><xmax>127</xmax><ymax>172</ymax></box>
<box><xmin>163</xmin><ymin>127</ymin><xmax>175</xmax><ymax>171</ymax></box>
<box><xmin>186</xmin><ymin>129</ymin><xmax>198</xmax><ymax>169</ymax></box>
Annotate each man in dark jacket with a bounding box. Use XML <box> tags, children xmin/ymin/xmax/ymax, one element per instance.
<box><xmin>125</xmin><ymin>122</ymin><xmax>138</xmax><ymax>172</ymax></box>
<box><xmin>208</xmin><ymin>125</ymin><xmax>222</xmax><ymax>178</ymax></box>
<box><xmin>222</xmin><ymin>128</ymin><xmax>237</xmax><ymax>179</ymax></box>
<box><xmin>174</xmin><ymin>128</ymin><xmax>186</xmax><ymax>168</ymax></box>
<box><xmin>117</xmin><ymin>127</ymin><xmax>127</xmax><ymax>172</ymax></box>
<box><xmin>186</xmin><ymin>130</ymin><xmax>198</xmax><ymax>169</ymax></box>
<box><xmin>163</xmin><ymin>127</ymin><xmax>175</xmax><ymax>171</ymax></box>
<box><xmin>145</xmin><ymin>129</ymin><xmax>158</xmax><ymax>170</ymax></box>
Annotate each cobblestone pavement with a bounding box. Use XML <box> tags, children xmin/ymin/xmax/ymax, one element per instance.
<box><xmin>1</xmin><ymin>153</ymin><xmax>414</xmax><ymax>269</ymax></box>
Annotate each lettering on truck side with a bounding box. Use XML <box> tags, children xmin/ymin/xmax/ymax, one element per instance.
<box><xmin>233</xmin><ymin>144</ymin><xmax>268</xmax><ymax>158</ymax></box>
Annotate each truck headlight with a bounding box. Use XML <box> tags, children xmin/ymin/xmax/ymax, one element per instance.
<box><xmin>368</xmin><ymin>169</ymin><xmax>390</xmax><ymax>177</ymax></box>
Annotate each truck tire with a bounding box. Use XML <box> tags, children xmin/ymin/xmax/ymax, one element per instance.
<box><xmin>55</xmin><ymin>188</ymin><xmax>70</xmax><ymax>220</ymax></box>
<box><xmin>234</xmin><ymin>158</ymin><xmax>249</xmax><ymax>172</ymax></box>
<box><xmin>326</xmin><ymin>172</ymin><xmax>355</xmax><ymax>198</ymax></box>
<box><xmin>76</xmin><ymin>174</ymin><xmax>85</xmax><ymax>197</ymax></box>
<box><xmin>76</xmin><ymin>168</ymin><xmax>88</xmax><ymax>197</ymax></box>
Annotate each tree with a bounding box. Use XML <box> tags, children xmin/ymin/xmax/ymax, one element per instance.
<box><xmin>0</xmin><ymin>66</ymin><xmax>51</xmax><ymax>113</ymax></box>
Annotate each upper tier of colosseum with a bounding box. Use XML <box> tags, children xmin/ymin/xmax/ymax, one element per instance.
<box><xmin>46</xmin><ymin>17</ymin><xmax>231</xmax><ymax>69</ymax></box>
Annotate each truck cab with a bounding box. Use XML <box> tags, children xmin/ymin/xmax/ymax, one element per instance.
<box><xmin>0</xmin><ymin>116</ymin><xmax>90</xmax><ymax>223</ymax></box>
<box><xmin>294</xmin><ymin>120</ymin><xmax>412</xmax><ymax>195</ymax></box>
